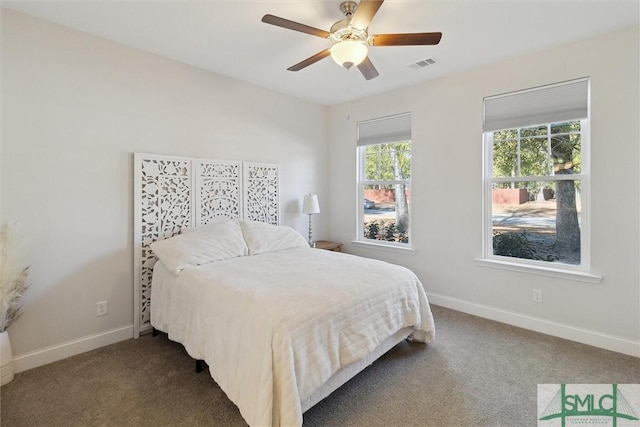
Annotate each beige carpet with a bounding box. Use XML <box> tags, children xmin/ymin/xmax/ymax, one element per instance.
<box><xmin>1</xmin><ymin>305</ymin><xmax>638</xmax><ymax>426</ymax></box>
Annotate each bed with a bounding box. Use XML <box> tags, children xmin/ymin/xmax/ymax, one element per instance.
<box><xmin>149</xmin><ymin>218</ymin><xmax>435</xmax><ymax>427</ymax></box>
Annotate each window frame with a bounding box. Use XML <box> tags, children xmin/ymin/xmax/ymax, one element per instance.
<box><xmin>355</xmin><ymin>114</ymin><xmax>414</xmax><ymax>252</ymax></box>
<box><xmin>479</xmin><ymin>79</ymin><xmax>601</xmax><ymax>282</ymax></box>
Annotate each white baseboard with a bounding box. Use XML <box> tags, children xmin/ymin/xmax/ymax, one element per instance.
<box><xmin>13</xmin><ymin>325</ymin><xmax>134</xmax><ymax>373</ymax></box>
<box><xmin>426</xmin><ymin>293</ymin><xmax>640</xmax><ymax>358</ymax></box>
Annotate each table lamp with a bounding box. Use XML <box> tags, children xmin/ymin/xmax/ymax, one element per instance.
<box><xmin>302</xmin><ymin>194</ymin><xmax>320</xmax><ymax>246</ymax></box>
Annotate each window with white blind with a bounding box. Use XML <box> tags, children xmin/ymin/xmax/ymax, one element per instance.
<box><xmin>356</xmin><ymin>113</ymin><xmax>412</xmax><ymax>249</ymax></box>
<box><xmin>481</xmin><ymin>78</ymin><xmax>596</xmax><ymax>277</ymax></box>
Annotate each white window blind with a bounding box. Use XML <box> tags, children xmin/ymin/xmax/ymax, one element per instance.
<box><xmin>357</xmin><ymin>113</ymin><xmax>412</xmax><ymax>146</ymax></box>
<box><xmin>484</xmin><ymin>78</ymin><xmax>589</xmax><ymax>132</ymax></box>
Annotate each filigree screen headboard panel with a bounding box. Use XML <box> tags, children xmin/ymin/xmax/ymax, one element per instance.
<box><xmin>196</xmin><ymin>159</ymin><xmax>243</xmax><ymax>225</ymax></box>
<box><xmin>133</xmin><ymin>153</ymin><xmax>279</xmax><ymax>337</ymax></box>
<box><xmin>244</xmin><ymin>162</ymin><xmax>280</xmax><ymax>224</ymax></box>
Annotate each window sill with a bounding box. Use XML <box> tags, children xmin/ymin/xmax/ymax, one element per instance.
<box><xmin>351</xmin><ymin>240</ymin><xmax>417</xmax><ymax>255</ymax></box>
<box><xmin>475</xmin><ymin>258</ymin><xmax>602</xmax><ymax>284</ymax></box>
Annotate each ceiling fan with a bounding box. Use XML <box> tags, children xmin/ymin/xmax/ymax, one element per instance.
<box><xmin>261</xmin><ymin>0</ymin><xmax>442</xmax><ymax>80</ymax></box>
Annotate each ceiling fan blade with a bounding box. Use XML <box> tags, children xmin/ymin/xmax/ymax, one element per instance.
<box><xmin>349</xmin><ymin>0</ymin><xmax>384</xmax><ymax>30</ymax></box>
<box><xmin>288</xmin><ymin>49</ymin><xmax>332</xmax><ymax>71</ymax></box>
<box><xmin>370</xmin><ymin>32</ymin><xmax>443</xmax><ymax>46</ymax></box>
<box><xmin>357</xmin><ymin>56</ymin><xmax>379</xmax><ymax>80</ymax></box>
<box><xmin>262</xmin><ymin>14</ymin><xmax>330</xmax><ymax>38</ymax></box>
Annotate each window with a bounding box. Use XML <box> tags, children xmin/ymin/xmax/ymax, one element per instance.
<box><xmin>482</xmin><ymin>79</ymin><xmax>590</xmax><ymax>271</ymax></box>
<box><xmin>357</xmin><ymin>113</ymin><xmax>412</xmax><ymax>247</ymax></box>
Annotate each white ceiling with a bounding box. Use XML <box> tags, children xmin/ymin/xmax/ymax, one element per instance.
<box><xmin>2</xmin><ymin>0</ymin><xmax>638</xmax><ymax>106</ymax></box>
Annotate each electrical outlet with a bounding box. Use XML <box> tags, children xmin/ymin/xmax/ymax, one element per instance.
<box><xmin>97</xmin><ymin>301</ymin><xmax>108</xmax><ymax>317</ymax></box>
<box><xmin>532</xmin><ymin>289</ymin><xmax>543</xmax><ymax>304</ymax></box>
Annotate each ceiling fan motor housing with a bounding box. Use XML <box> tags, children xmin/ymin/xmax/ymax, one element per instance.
<box><xmin>330</xmin><ymin>20</ymin><xmax>367</xmax><ymax>43</ymax></box>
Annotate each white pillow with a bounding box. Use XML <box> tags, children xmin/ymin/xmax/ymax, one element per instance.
<box><xmin>239</xmin><ymin>220</ymin><xmax>309</xmax><ymax>255</ymax></box>
<box><xmin>150</xmin><ymin>218</ymin><xmax>248</xmax><ymax>275</ymax></box>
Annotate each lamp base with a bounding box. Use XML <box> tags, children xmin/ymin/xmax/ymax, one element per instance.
<box><xmin>307</xmin><ymin>214</ymin><xmax>314</xmax><ymax>246</ymax></box>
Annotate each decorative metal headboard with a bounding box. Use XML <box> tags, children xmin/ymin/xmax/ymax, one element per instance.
<box><xmin>133</xmin><ymin>153</ymin><xmax>279</xmax><ymax>337</ymax></box>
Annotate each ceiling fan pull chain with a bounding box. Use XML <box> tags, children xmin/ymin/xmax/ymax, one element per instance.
<box><xmin>347</xmin><ymin>67</ymin><xmax>355</xmax><ymax>121</ymax></box>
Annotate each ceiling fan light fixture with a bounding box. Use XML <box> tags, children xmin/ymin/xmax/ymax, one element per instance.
<box><xmin>330</xmin><ymin>40</ymin><xmax>368</xmax><ymax>69</ymax></box>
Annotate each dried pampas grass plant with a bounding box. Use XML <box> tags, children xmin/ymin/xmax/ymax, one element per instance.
<box><xmin>0</xmin><ymin>224</ymin><xmax>29</xmax><ymax>332</ymax></box>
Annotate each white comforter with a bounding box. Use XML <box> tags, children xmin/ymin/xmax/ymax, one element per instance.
<box><xmin>151</xmin><ymin>247</ymin><xmax>435</xmax><ymax>427</ymax></box>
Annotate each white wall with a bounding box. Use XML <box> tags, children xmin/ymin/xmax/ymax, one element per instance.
<box><xmin>1</xmin><ymin>9</ymin><xmax>328</xmax><ymax>367</ymax></box>
<box><xmin>328</xmin><ymin>26</ymin><xmax>639</xmax><ymax>356</ymax></box>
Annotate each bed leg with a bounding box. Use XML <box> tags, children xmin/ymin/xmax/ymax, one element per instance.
<box><xmin>195</xmin><ymin>360</ymin><xmax>205</xmax><ymax>373</ymax></box>
<box><xmin>152</xmin><ymin>327</ymin><xmax>159</xmax><ymax>337</ymax></box>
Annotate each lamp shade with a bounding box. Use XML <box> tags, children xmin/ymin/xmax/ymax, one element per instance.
<box><xmin>330</xmin><ymin>40</ymin><xmax>368</xmax><ymax>69</ymax></box>
<box><xmin>302</xmin><ymin>194</ymin><xmax>320</xmax><ymax>215</ymax></box>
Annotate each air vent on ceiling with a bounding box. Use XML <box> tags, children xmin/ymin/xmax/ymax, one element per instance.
<box><xmin>410</xmin><ymin>57</ymin><xmax>437</xmax><ymax>69</ymax></box>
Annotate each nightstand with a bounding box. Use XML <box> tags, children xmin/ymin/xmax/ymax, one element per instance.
<box><xmin>313</xmin><ymin>240</ymin><xmax>343</xmax><ymax>252</ymax></box>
